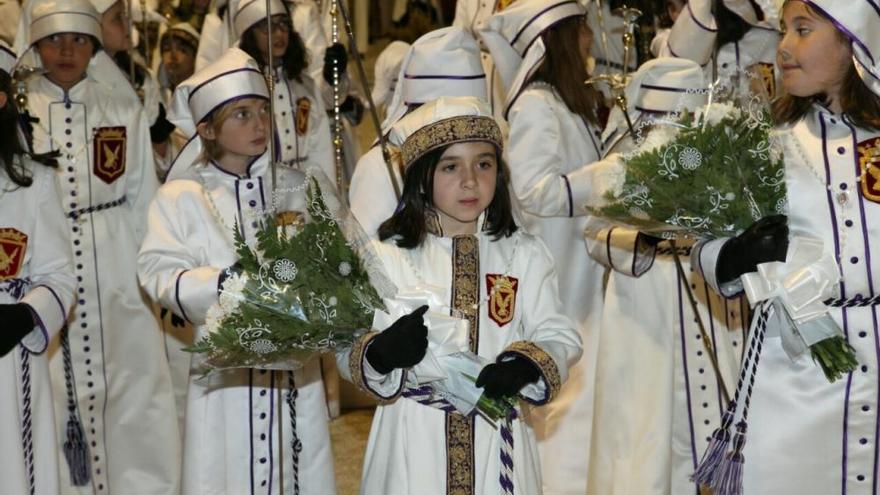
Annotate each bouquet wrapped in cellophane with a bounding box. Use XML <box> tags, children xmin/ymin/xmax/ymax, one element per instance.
<box><xmin>592</xmin><ymin>82</ymin><xmax>855</xmax><ymax>383</ymax></box>
<box><xmin>187</xmin><ymin>177</ymin><xmax>394</xmax><ymax>371</ymax></box>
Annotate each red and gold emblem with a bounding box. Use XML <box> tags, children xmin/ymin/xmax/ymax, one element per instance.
<box><xmin>93</xmin><ymin>126</ymin><xmax>126</xmax><ymax>184</ymax></box>
<box><xmin>858</xmin><ymin>136</ymin><xmax>880</xmax><ymax>204</ymax></box>
<box><xmin>0</xmin><ymin>228</ymin><xmax>27</xmax><ymax>282</ymax></box>
<box><xmin>486</xmin><ymin>274</ymin><xmax>518</xmax><ymax>327</ymax></box>
<box><xmin>295</xmin><ymin>97</ymin><xmax>311</xmax><ymax>136</ymax></box>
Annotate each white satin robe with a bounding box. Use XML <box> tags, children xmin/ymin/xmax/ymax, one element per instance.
<box><xmin>26</xmin><ymin>73</ymin><xmax>181</xmax><ymax>495</ymax></box>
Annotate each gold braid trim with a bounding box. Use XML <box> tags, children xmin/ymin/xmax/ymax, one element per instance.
<box><xmin>400</xmin><ymin>116</ymin><xmax>502</xmax><ymax>169</ymax></box>
<box><xmin>502</xmin><ymin>341</ymin><xmax>562</xmax><ymax>405</ymax></box>
<box><xmin>348</xmin><ymin>331</ymin><xmax>404</xmax><ymax>404</ymax></box>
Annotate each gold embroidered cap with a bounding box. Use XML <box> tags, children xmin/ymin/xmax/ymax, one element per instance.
<box><xmin>391</xmin><ymin>96</ymin><xmax>502</xmax><ymax>169</ymax></box>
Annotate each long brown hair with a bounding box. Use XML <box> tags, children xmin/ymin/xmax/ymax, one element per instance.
<box><xmin>524</xmin><ymin>15</ymin><xmax>603</xmax><ymax>126</ymax></box>
<box><xmin>772</xmin><ymin>3</ymin><xmax>880</xmax><ymax>129</ymax></box>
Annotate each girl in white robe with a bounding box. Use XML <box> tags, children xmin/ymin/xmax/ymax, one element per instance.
<box><xmin>337</xmin><ymin>96</ymin><xmax>582</xmax><ymax>495</ymax></box>
<box><xmin>19</xmin><ymin>2</ymin><xmax>181</xmax><ymax>493</ymax></box>
<box><xmin>138</xmin><ymin>47</ymin><xmax>337</xmax><ymax>495</ymax></box>
<box><xmin>694</xmin><ymin>1</ymin><xmax>880</xmax><ymax>493</ymax></box>
<box><xmin>0</xmin><ymin>48</ymin><xmax>76</xmax><ymax>495</ymax></box>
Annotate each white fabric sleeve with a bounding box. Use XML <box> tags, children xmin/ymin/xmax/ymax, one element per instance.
<box><xmin>137</xmin><ymin>186</ymin><xmax>222</xmax><ymax>325</ymax></box>
<box><xmin>126</xmin><ymin>107</ymin><xmax>161</xmax><ymax>244</ymax></box>
<box><xmin>348</xmin><ymin>147</ymin><xmax>402</xmax><ymax>238</ymax></box>
<box><xmin>660</xmin><ymin>0</ymin><xmax>716</xmax><ymax>64</ymax></box>
<box><xmin>507</xmin><ymin>92</ymin><xmax>604</xmax><ymax>218</ymax></box>
<box><xmin>499</xmin><ymin>236</ymin><xmax>583</xmax><ymax>405</ymax></box>
<box><xmin>584</xmin><ymin>218</ymin><xmax>656</xmax><ymax>278</ymax></box>
<box><xmin>19</xmin><ymin>169</ymin><xmax>76</xmax><ymax>353</ymax></box>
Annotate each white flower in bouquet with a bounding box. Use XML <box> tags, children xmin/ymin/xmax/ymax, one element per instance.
<box><xmin>695</xmin><ymin>101</ymin><xmax>740</xmax><ymax>126</ymax></box>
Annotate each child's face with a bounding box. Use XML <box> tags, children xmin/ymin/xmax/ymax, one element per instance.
<box><xmin>431</xmin><ymin>141</ymin><xmax>498</xmax><ymax>236</ymax></box>
<box><xmin>778</xmin><ymin>2</ymin><xmax>853</xmax><ymax>106</ymax></box>
<box><xmin>161</xmin><ymin>38</ymin><xmax>196</xmax><ymax>88</ymax></box>
<box><xmin>208</xmin><ymin>98</ymin><xmax>270</xmax><ymax>160</ymax></box>
<box><xmin>36</xmin><ymin>33</ymin><xmax>95</xmax><ymax>91</ymax></box>
<box><xmin>100</xmin><ymin>0</ymin><xmax>131</xmax><ymax>56</ymax></box>
<box><xmin>252</xmin><ymin>15</ymin><xmax>290</xmax><ymax>64</ymax></box>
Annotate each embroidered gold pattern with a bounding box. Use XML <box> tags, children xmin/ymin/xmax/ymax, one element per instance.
<box><xmin>446</xmin><ymin>234</ymin><xmax>480</xmax><ymax>495</ymax></box>
<box><xmin>504</xmin><ymin>341</ymin><xmax>562</xmax><ymax>404</ymax></box>
<box><xmin>858</xmin><ymin>136</ymin><xmax>880</xmax><ymax>203</ymax></box>
<box><xmin>400</xmin><ymin>116</ymin><xmax>502</xmax><ymax>169</ymax></box>
<box><xmin>349</xmin><ymin>331</ymin><xmax>403</xmax><ymax>404</ymax></box>
<box><xmin>0</xmin><ymin>228</ymin><xmax>27</xmax><ymax>282</ymax></box>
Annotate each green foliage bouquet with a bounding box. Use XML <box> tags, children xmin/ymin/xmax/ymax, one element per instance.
<box><xmin>187</xmin><ymin>179</ymin><xmax>389</xmax><ymax>370</ymax></box>
<box><xmin>595</xmin><ymin>97</ymin><xmax>787</xmax><ymax>238</ymax></box>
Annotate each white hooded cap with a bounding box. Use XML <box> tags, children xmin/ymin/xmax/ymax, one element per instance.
<box><xmin>372</xmin><ymin>40</ymin><xmax>410</xmax><ymax>109</ymax></box>
<box><xmin>26</xmin><ymin>0</ymin><xmax>103</xmax><ymax>48</ymax></box>
<box><xmin>381</xmin><ymin>26</ymin><xmax>488</xmax><ymax>135</ymax></box>
<box><xmin>479</xmin><ymin>0</ymin><xmax>585</xmax><ymax>114</ymax></box>
<box><xmin>233</xmin><ymin>0</ymin><xmax>286</xmax><ymax>40</ymax></box>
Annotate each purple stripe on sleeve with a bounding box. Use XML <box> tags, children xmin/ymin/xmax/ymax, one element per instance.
<box><xmin>174</xmin><ymin>270</ymin><xmax>192</xmax><ymax>323</ymax></box>
<box><xmin>561</xmin><ymin>174</ymin><xmax>574</xmax><ymax>217</ymax></box>
<box><xmin>686</xmin><ymin>1</ymin><xmax>718</xmax><ymax>32</ymax></box>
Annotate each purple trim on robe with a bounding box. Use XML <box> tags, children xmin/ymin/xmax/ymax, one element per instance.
<box><xmin>174</xmin><ymin>270</ymin><xmax>192</xmax><ymax>323</ymax></box>
<box><xmin>258</xmin><ymin>178</ymin><xmax>266</xmax><ymax>211</ymax></box>
<box><xmin>686</xmin><ymin>2</ymin><xmax>718</xmax><ymax>32</ymax></box>
<box><xmin>268</xmin><ymin>371</ymin><xmax>275</xmax><ymax>495</ymax></box>
<box><xmin>235</xmin><ymin>181</ymin><xmax>246</xmax><ymax>235</ymax></box>
<box><xmin>605</xmin><ymin>227</ymin><xmax>616</xmax><ymax>272</ymax></box>
<box><xmin>249</xmin><ymin>370</ymin><xmax>255</xmax><ymax>495</ymax></box>
<box><xmin>403</xmin><ymin>73</ymin><xmax>486</xmax><ymax>80</ymax></box>
<box><xmin>561</xmin><ymin>174</ymin><xmax>574</xmax><ymax>217</ymax></box>
<box><xmin>677</xmin><ymin>276</ymin><xmax>699</xmax><ymax>468</ymax></box>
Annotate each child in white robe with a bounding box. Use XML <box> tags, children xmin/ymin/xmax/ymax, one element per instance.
<box><xmin>337</xmin><ymin>96</ymin><xmax>582</xmax><ymax>495</ymax></box>
<box><xmin>138</xmin><ymin>47</ymin><xmax>337</xmax><ymax>495</ymax></box>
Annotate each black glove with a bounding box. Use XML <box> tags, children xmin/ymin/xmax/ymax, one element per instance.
<box><xmin>476</xmin><ymin>356</ymin><xmax>541</xmax><ymax>399</ymax></box>
<box><xmin>717</xmin><ymin>215</ymin><xmax>789</xmax><ymax>284</ymax></box>
<box><xmin>323</xmin><ymin>43</ymin><xmax>348</xmax><ymax>84</ymax></box>
<box><xmin>160</xmin><ymin>307</ymin><xmax>187</xmax><ymax>328</ymax></box>
<box><xmin>0</xmin><ymin>304</ymin><xmax>36</xmax><ymax>357</ymax></box>
<box><xmin>366</xmin><ymin>305</ymin><xmax>429</xmax><ymax>374</ymax></box>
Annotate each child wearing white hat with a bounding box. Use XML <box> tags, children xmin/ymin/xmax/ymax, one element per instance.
<box><xmin>337</xmin><ymin>95</ymin><xmax>582</xmax><ymax>495</ymax></box>
<box><xmin>693</xmin><ymin>1</ymin><xmax>880</xmax><ymax>493</ymax></box>
<box><xmin>18</xmin><ymin>1</ymin><xmax>182</xmax><ymax>493</ymax></box>
<box><xmin>0</xmin><ymin>40</ymin><xmax>77</xmax><ymax>495</ymax></box>
<box><xmin>348</xmin><ymin>26</ymin><xmax>488</xmax><ymax>239</ymax></box>
<box><xmin>138</xmin><ymin>46</ymin><xmax>338</xmax><ymax>495</ymax></box>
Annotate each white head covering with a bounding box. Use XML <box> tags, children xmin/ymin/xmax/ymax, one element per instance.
<box><xmin>603</xmin><ymin>57</ymin><xmax>709</xmax><ymax>145</ymax></box>
<box><xmin>27</xmin><ymin>0</ymin><xmax>103</xmax><ymax>47</ymax></box>
<box><xmin>0</xmin><ymin>41</ymin><xmax>15</xmax><ymax>74</ymax></box>
<box><xmin>166</xmin><ymin>47</ymin><xmax>269</xmax><ymax>180</ymax></box>
<box><xmin>90</xmin><ymin>0</ymin><xmax>117</xmax><ymax>15</ymax></box>
<box><xmin>382</xmin><ymin>27</ymin><xmax>487</xmax><ymax>135</ymax></box>
<box><xmin>372</xmin><ymin>40</ymin><xmax>409</xmax><ymax>109</ymax></box>
<box><xmin>389</xmin><ymin>96</ymin><xmax>502</xmax><ymax>169</ymax></box>
<box><xmin>162</xmin><ymin>22</ymin><xmax>201</xmax><ymax>48</ymax></box>
<box><xmin>479</xmin><ymin>0</ymin><xmax>585</xmax><ymax>114</ymax></box>
<box><xmin>233</xmin><ymin>0</ymin><xmax>286</xmax><ymax>40</ymax></box>
<box><xmin>799</xmin><ymin>0</ymin><xmax>880</xmax><ymax>98</ymax></box>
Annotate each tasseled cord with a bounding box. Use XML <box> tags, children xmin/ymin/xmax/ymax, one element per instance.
<box><xmin>60</xmin><ymin>326</ymin><xmax>91</xmax><ymax>486</ymax></box>
<box><xmin>692</xmin><ymin>403</ymin><xmax>735</xmax><ymax>485</ymax></box>
<box><xmin>713</xmin><ymin>421</ymin><xmax>748</xmax><ymax>495</ymax></box>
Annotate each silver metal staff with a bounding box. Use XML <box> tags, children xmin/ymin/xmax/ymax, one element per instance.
<box><xmin>332</xmin><ymin>0</ymin><xmax>401</xmax><ymax>200</ymax></box>
<box><xmin>264</xmin><ymin>0</ymin><xmax>278</xmax><ymax>196</ymax></box>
